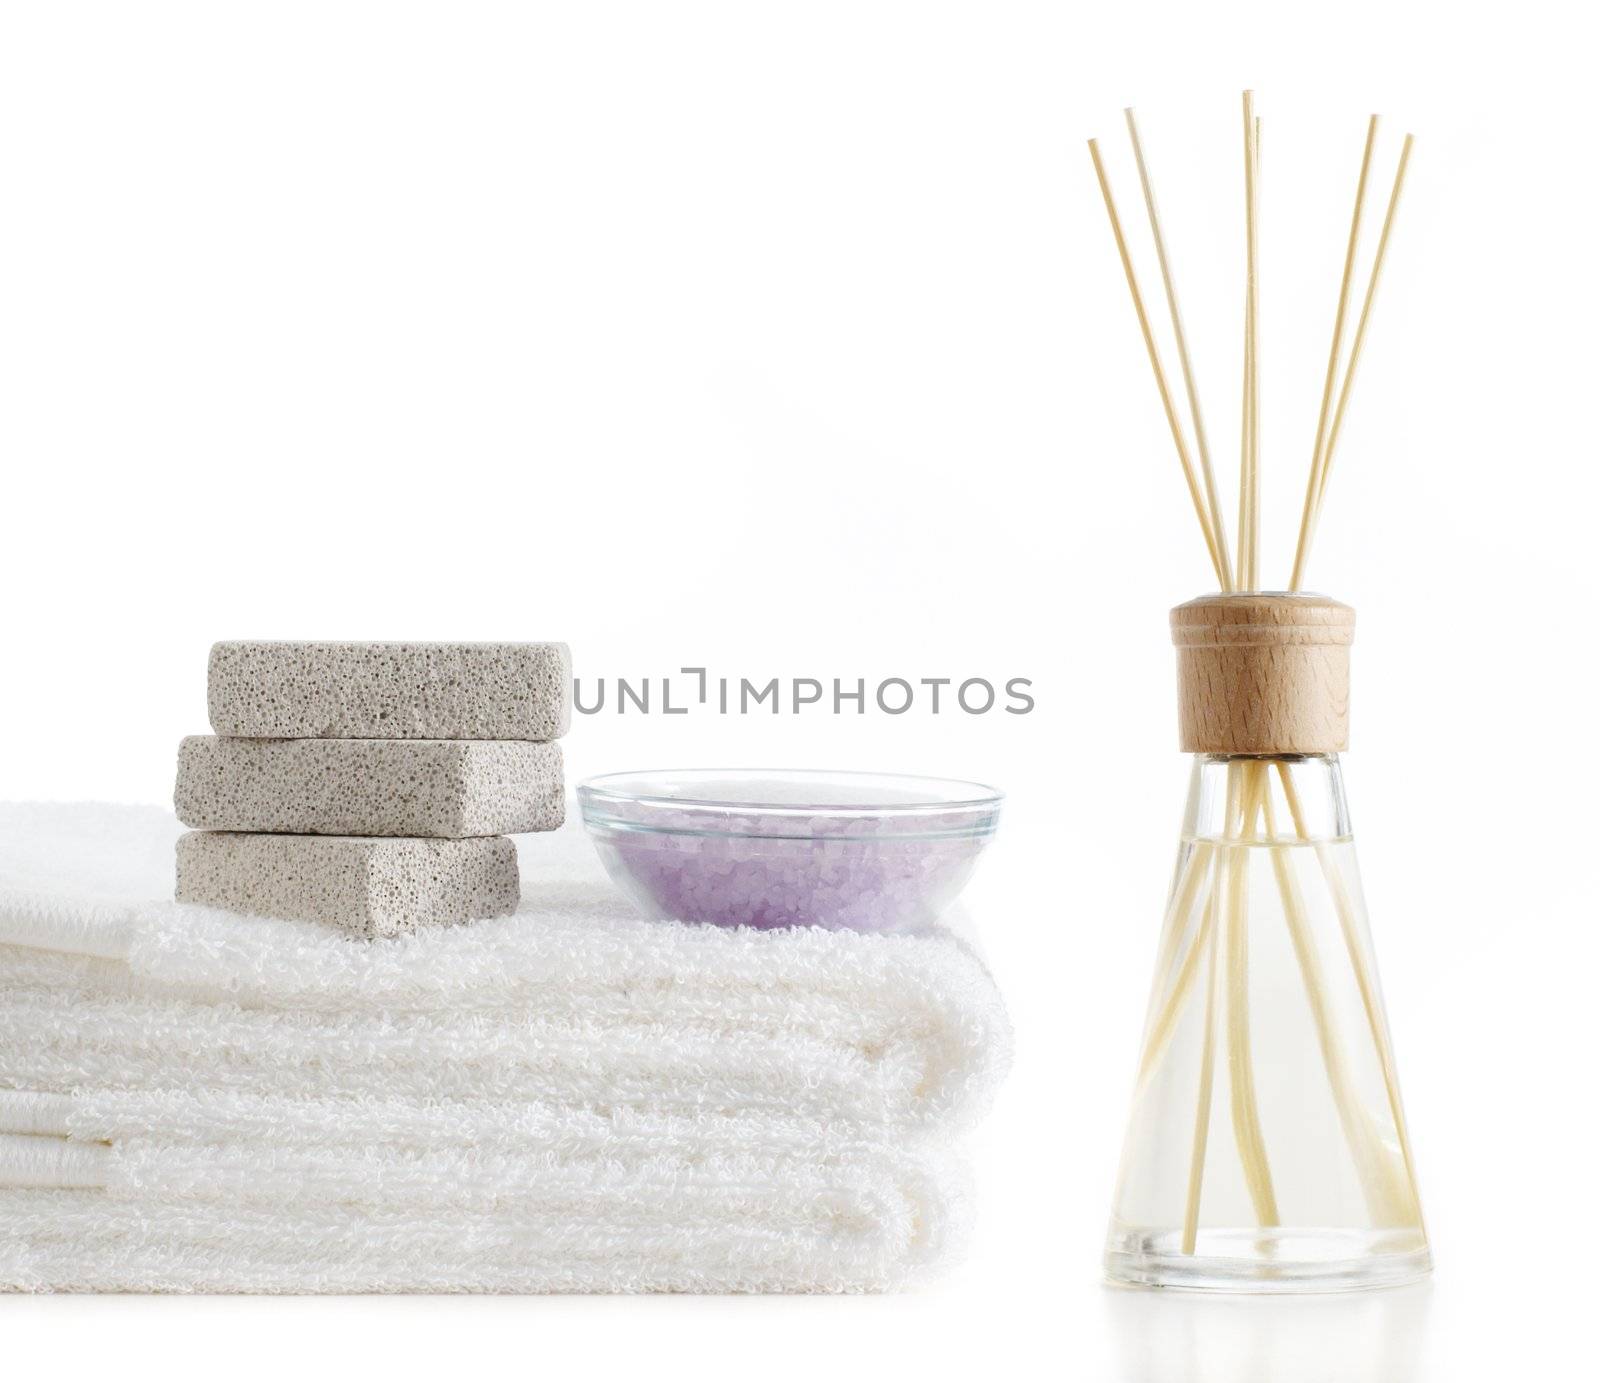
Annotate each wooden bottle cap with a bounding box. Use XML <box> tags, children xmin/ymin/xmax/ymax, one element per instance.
<box><xmin>1171</xmin><ymin>593</ymin><xmax>1355</xmax><ymax>755</ymax></box>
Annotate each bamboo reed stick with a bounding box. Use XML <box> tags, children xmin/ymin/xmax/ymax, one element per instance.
<box><xmin>1276</xmin><ymin>762</ymin><xmax>1424</xmax><ymax>1226</ymax></box>
<box><xmin>1289</xmin><ymin>117</ymin><xmax>1379</xmax><ymax>592</ymax></box>
<box><xmin>1290</xmin><ymin>134</ymin><xmax>1415</xmax><ymax>587</ymax></box>
<box><xmin>1261</xmin><ymin>781</ymin><xmax>1416</xmax><ymax>1224</ymax></box>
<box><xmin>1237</xmin><ymin>290</ymin><xmax>1254</xmax><ymax>591</ymax></box>
<box><xmin>1136</xmin><ymin>843</ymin><xmax>1216</xmax><ymax>1066</ymax></box>
<box><xmin>1225</xmin><ymin>760</ymin><xmax>1278</xmax><ymax>1225</ymax></box>
<box><xmin>1110</xmin><ymin>844</ymin><xmax>1218</xmax><ymax>1219</ymax></box>
<box><xmin>1181</xmin><ymin>858</ymin><xmax>1223</xmax><ymax>1255</ymax></box>
<box><xmin>1321</xmin><ymin>855</ymin><xmax>1425</xmax><ymax>1228</ymax></box>
<box><xmin>1088</xmin><ymin>140</ymin><xmax>1231</xmax><ymax>589</ymax></box>
<box><xmin>1124</xmin><ymin>108</ymin><xmax>1234</xmax><ymax>589</ymax></box>
<box><xmin>1237</xmin><ymin>94</ymin><xmax>1261</xmax><ymax>591</ymax></box>
<box><xmin>1252</xmin><ymin>115</ymin><xmax>1262</xmax><ymax>586</ymax></box>
<box><xmin>1180</xmin><ymin>762</ymin><xmax>1244</xmax><ymax>1251</ymax></box>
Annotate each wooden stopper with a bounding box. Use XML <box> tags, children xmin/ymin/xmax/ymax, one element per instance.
<box><xmin>1171</xmin><ymin>594</ymin><xmax>1354</xmax><ymax>755</ymax></box>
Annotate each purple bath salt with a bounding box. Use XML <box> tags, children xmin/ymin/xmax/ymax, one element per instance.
<box><xmin>577</xmin><ymin>772</ymin><xmax>1001</xmax><ymax>933</ymax></box>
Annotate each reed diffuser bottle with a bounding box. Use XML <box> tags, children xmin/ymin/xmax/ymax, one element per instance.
<box><xmin>1087</xmin><ymin>93</ymin><xmax>1428</xmax><ymax>1289</ymax></box>
<box><xmin>1104</xmin><ymin>595</ymin><xmax>1428</xmax><ymax>1290</ymax></box>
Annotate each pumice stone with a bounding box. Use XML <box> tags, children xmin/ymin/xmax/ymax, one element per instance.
<box><xmin>174</xmin><ymin>736</ymin><xmax>564</xmax><ymax>838</ymax></box>
<box><xmin>175</xmin><ymin>832</ymin><xmax>521</xmax><ymax>939</ymax></box>
<box><xmin>206</xmin><ymin>641</ymin><xmax>571</xmax><ymax>741</ymax></box>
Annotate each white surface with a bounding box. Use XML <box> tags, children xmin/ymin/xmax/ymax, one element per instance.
<box><xmin>0</xmin><ymin>0</ymin><xmax>1592</xmax><ymax>1377</ymax></box>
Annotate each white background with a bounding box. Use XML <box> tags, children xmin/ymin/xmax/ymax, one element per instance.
<box><xmin>2</xmin><ymin>2</ymin><xmax>1594</xmax><ymax>1379</ymax></box>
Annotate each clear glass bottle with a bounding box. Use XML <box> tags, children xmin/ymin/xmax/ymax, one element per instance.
<box><xmin>1104</xmin><ymin>751</ymin><xmax>1430</xmax><ymax>1290</ymax></box>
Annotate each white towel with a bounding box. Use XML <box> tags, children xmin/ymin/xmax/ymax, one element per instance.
<box><xmin>0</xmin><ymin>1124</ymin><xmax>971</xmax><ymax>1293</ymax></box>
<box><xmin>0</xmin><ymin>1088</ymin><xmax>975</xmax><ymax>1291</ymax></box>
<box><xmin>0</xmin><ymin>1176</ymin><xmax>970</xmax><ymax>1294</ymax></box>
<box><xmin>0</xmin><ymin>803</ymin><xmax>1009</xmax><ymax>1132</ymax></box>
<box><xmin>0</xmin><ymin>803</ymin><xmax>1010</xmax><ymax>1293</ymax></box>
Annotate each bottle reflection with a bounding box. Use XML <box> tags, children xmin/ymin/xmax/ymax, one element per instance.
<box><xmin>1105</xmin><ymin>1280</ymin><xmax>1432</xmax><ymax>1383</ymax></box>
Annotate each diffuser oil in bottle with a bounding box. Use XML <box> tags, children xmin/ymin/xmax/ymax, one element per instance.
<box><xmin>1104</xmin><ymin>596</ymin><xmax>1429</xmax><ymax>1292</ymax></box>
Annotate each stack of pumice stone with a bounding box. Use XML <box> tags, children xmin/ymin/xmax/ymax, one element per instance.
<box><xmin>173</xmin><ymin>641</ymin><xmax>571</xmax><ymax>939</ymax></box>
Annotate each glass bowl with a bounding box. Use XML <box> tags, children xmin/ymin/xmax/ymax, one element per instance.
<box><xmin>577</xmin><ymin>769</ymin><xmax>1003</xmax><ymax>932</ymax></box>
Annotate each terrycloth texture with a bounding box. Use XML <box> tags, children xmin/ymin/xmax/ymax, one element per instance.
<box><xmin>0</xmin><ymin>1176</ymin><xmax>968</xmax><ymax>1293</ymax></box>
<box><xmin>1</xmin><ymin>806</ymin><xmax>1006</xmax><ymax>1130</ymax></box>
<box><xmin>0</xmin><ymin>803</ymin><xmax>1011</xmax><ymax>1294</ymax></box>
<box><xmin>0</xmin><ymin>1122</ymin><xmax>969</xmax><ymax>1293</ymax></box>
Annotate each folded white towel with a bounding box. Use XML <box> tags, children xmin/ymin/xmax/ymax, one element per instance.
<box><xmin>0</xmin><ymin>1086</ymin><xmax>912</xmax><ymax>1157</ymax></box>
<box><xmin>0</xmin><ymin>1085</ymin><xmax>975</xmax><ymax>1291</ymax></box>
<box><xmin>0</xmin><ymin>803</ymin><xmax>1011</xmax><ymax>1294</ymax></box>
<box><xmin>0</xmin><ymin>1167</ymin><xmax>969</xmax><ymax>1293</ymax></box>
<box><xmin>1</xmin><ymin>1123</ymin><xmax>963</xmax><ymax>1217</ymax></box>
<box><xmin>0</xmin><ymin>804</ymin><xmax>1009</xmax><ymax>1133</ymax></box>
<box><xmin>0</xmin><ymin>1134</ymin><xmax>109</xmax><ymax>1188</ymax></box>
